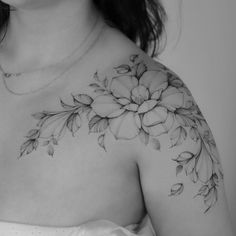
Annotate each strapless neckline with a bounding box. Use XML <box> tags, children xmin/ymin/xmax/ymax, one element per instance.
<box><xmin>0</xmin><ymin>216</ymin><xmax>156</xmax><ymax>236</ymax></box>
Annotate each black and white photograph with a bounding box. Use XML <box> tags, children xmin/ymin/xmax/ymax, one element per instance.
<box><xmin>0</xmin><ymin>0</ymin><xmax>235</xmax><ymax>235</ymax></box>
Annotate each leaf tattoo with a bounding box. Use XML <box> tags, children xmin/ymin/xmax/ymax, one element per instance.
<box><xmin>169</xmin><ymin>183</ymin><xmax>184</xmax><ymax>196</ymax></box>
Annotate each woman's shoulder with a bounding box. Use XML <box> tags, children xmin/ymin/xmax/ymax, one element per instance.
<box><xmin>99</xmin><ymin>36</ymin><xmax>225</xmax><ymax>218</ymax></box>
<box><xmin>97</xmin><ymin>25</ymin><xmax>179</xmax><ymax>84</ymax></box>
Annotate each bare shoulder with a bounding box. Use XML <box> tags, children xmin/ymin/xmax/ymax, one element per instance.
<box><xmin>133</xmin><ymin>54</ymin><xmax>223</xmax><ymax>203</ymax></box>
<box><xmin>122</xmin><ymin>55</ymin><xmax>234</xmax><ymax>235</ymax></box>
<box><xmin>90</xmin><ymin>52</ymin><xmax>224</xmax><ymax>211</ymax></box>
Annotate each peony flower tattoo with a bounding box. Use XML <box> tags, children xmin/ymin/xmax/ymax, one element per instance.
<box><xmin>19</xmin><ymin>54</ymin><xmax>223</xmax><ymax>213</ymax></box>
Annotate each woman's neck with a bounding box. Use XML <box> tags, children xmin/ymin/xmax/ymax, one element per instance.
<box><xmin>0</xmin><ymin>0</ymin><xmax>99</xmax><ymax>72</ymax></box>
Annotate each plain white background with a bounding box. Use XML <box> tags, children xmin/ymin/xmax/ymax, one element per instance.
<box><xmin>160</xmin><ymin>0</ymin><xmax>236</xmax><ymax>230</ymax></box>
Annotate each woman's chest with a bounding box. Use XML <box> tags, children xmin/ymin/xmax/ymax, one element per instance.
<box><xmin>0</xmin><ymin>97</ymin><xmax>143</xmax><ymax>226</ymax></box>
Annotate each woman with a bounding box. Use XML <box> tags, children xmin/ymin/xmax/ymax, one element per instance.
<box><xmin>0</xmin><ymin>0</ymin><xmax>234</xmax><ymax>235</ymax></box>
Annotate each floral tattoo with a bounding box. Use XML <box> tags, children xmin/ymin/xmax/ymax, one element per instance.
<box><xmin>19</xmin><ymin>54</ymin><xmax>223</xmax><ymax>213</ymax></box>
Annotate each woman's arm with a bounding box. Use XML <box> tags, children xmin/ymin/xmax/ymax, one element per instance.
<box><xmin>135</xmin><ymin>60</ymin><xmax>234</xmax><ymax>236</ymax></box>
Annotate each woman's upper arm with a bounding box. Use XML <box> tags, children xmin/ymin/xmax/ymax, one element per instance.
<box><xmin>136</xmin><ymin>61</ymin><xmax>234</xmax><ymax>236</ymax></box>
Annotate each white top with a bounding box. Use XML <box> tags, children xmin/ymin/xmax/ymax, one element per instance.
<box><xmin>0</xmin><ymin>216</ymin><xmax>156</xmax><ymax>236</ymax></box>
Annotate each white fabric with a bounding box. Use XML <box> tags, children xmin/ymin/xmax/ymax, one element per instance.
<box><xmin>0</xmin><ymin>215</ymin><xmax>156</xmax><ymax>236</ymax></box>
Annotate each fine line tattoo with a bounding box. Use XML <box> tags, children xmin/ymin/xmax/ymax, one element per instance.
<box><xmin>19</xmin><ymin>54</ymin><xmax>223</xmax><ymax>213</ymax></box>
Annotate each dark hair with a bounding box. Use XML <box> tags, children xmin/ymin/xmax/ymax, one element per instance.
<box><xmin>0</xmin><ymin>0</ymin><xmax>167</xmax><ymax>57</ymax></box>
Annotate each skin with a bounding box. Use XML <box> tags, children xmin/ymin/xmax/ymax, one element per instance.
<box><xmin>0</xmin><ymin>0</ymin><xmax>234</xmax><ymax>235</ymax></box>
<box><xmin>0</xmin><ymin>0</ymin><xmax>97</xmax><ymax>72</ymax></box>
